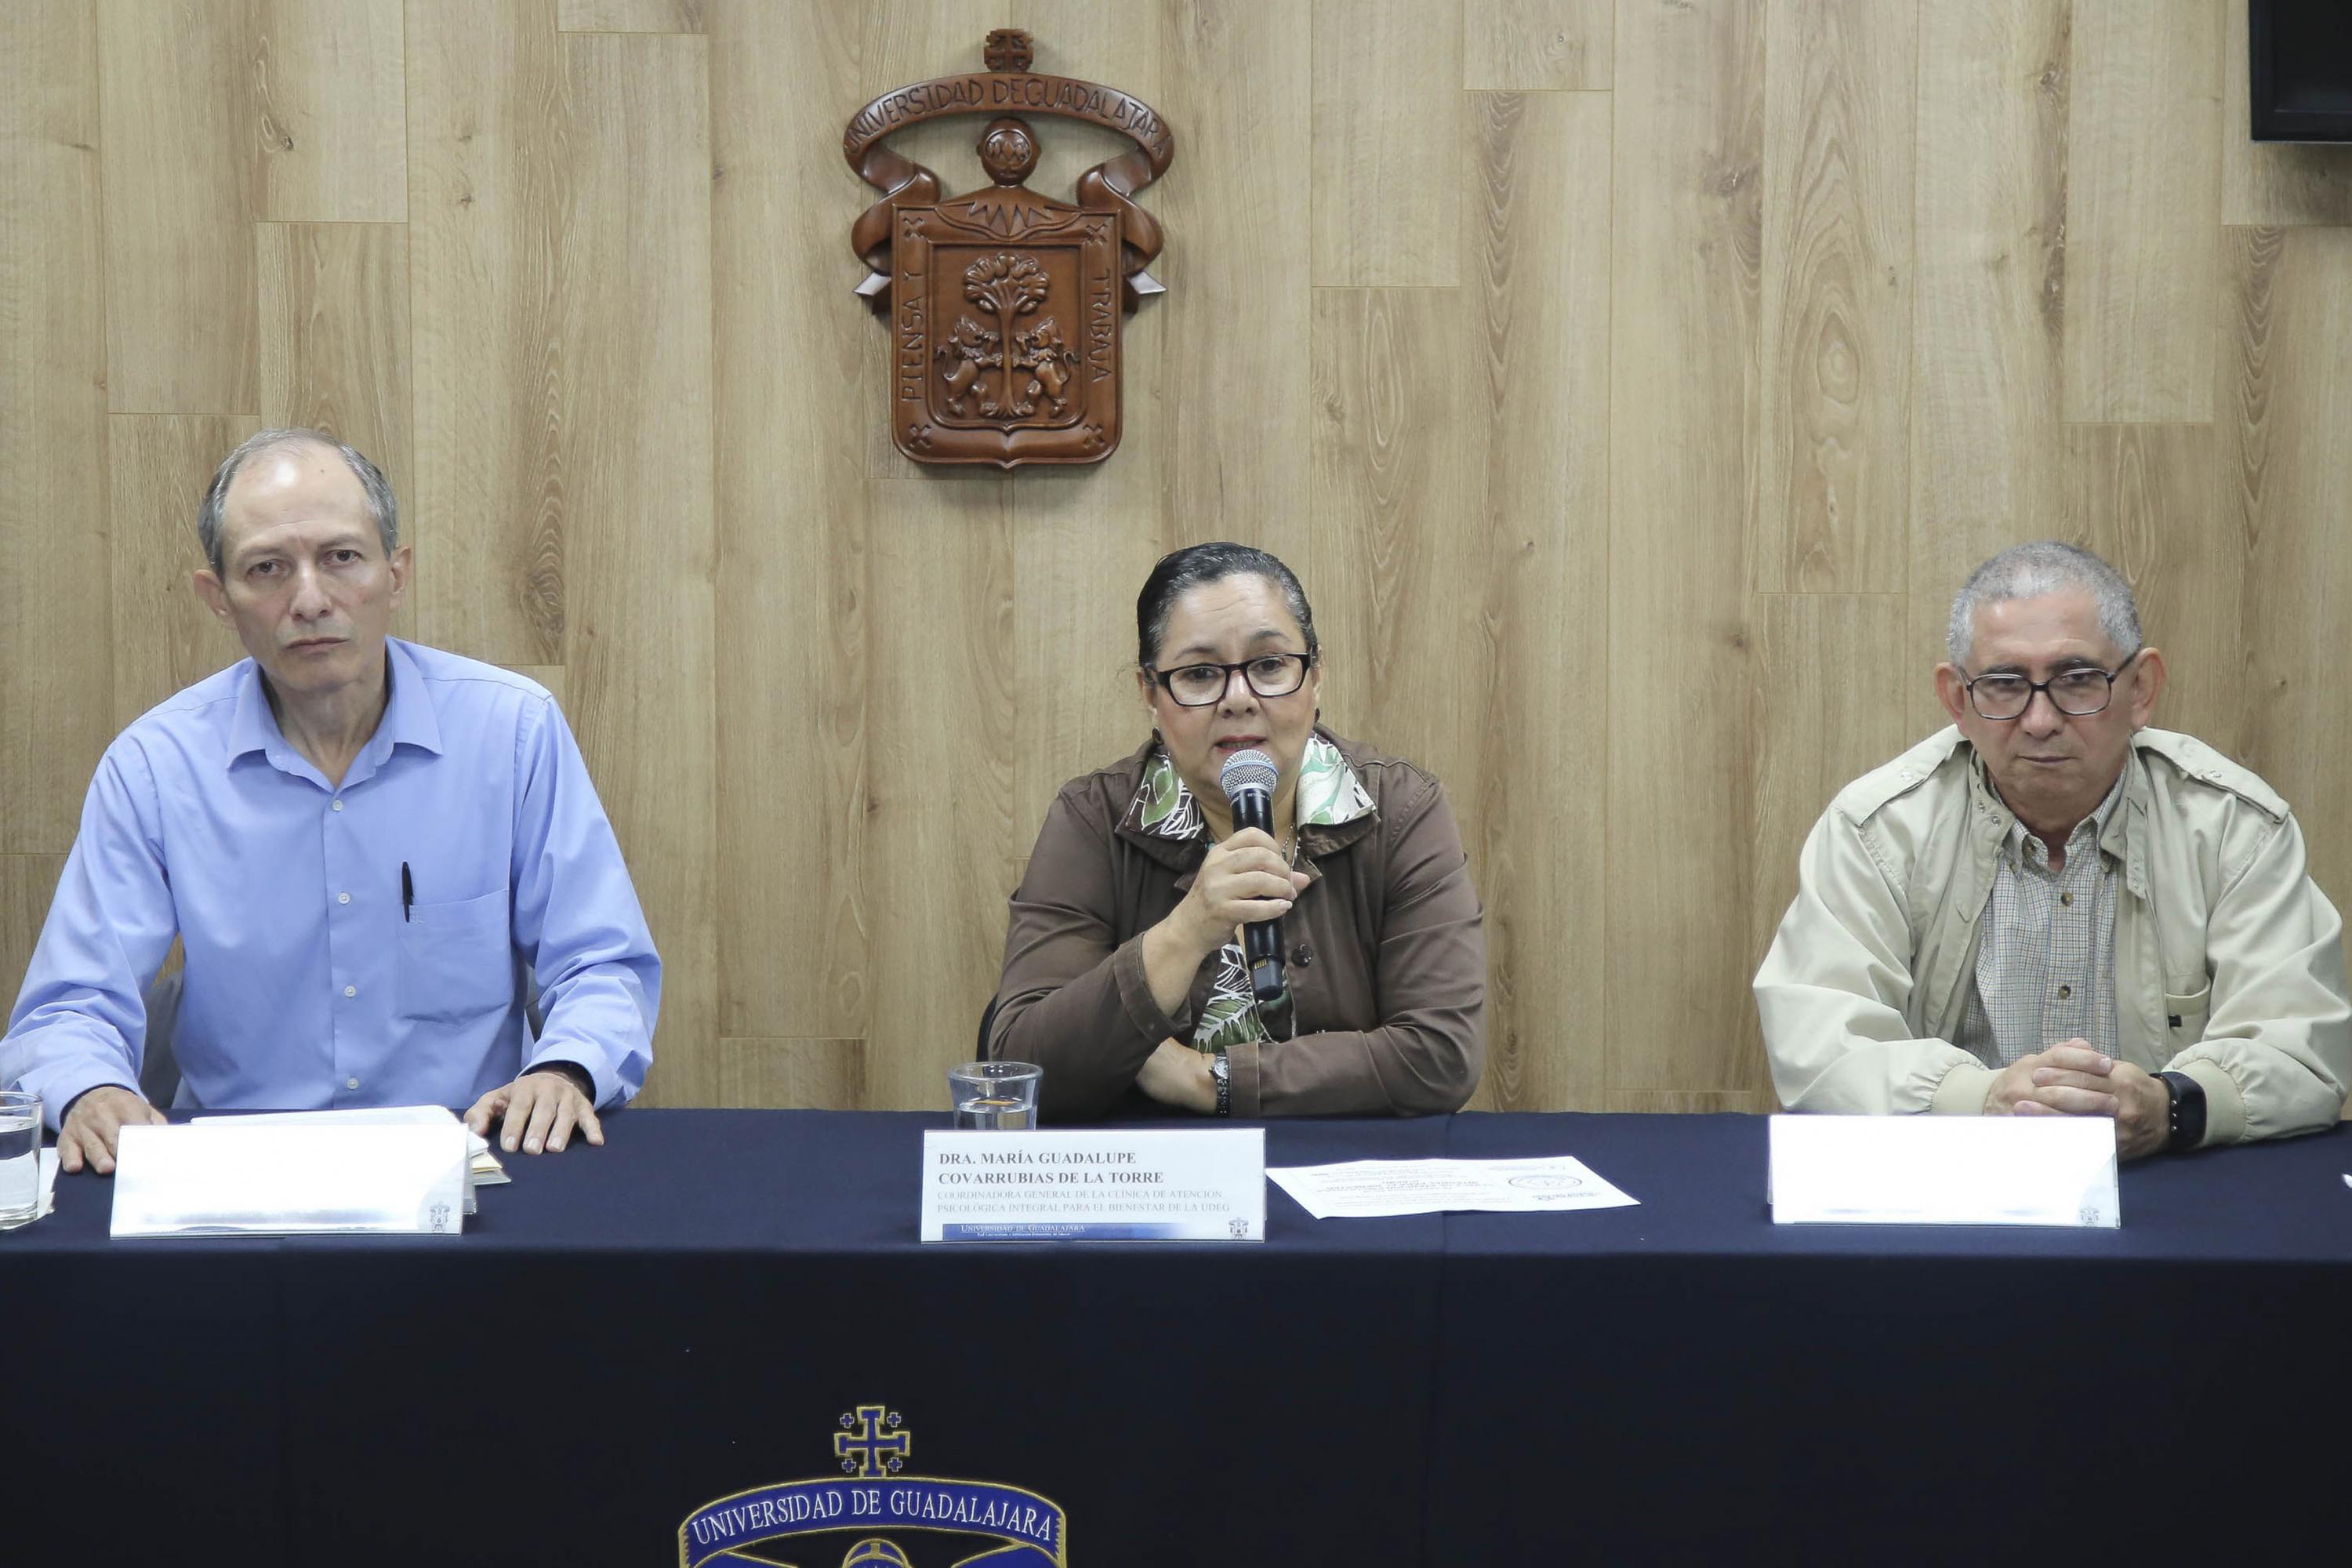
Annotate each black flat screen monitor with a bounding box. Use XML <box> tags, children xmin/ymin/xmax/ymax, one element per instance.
<box><xmin>2251</xmin><ymin>0</ymin><xmax>2352</xmax><ymax>142</ymax></box>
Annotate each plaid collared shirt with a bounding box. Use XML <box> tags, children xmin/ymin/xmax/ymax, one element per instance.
<box><xmin>1954</xmin><ymin>764</ymin><xmax>2129</xmax><ymax>1067</ymax></box>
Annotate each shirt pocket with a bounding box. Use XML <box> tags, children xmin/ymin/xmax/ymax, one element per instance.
<box><xmin>2164</xmin><ymin>977</ymin><xmax>2213</xmax><ymax>1045</ymax></box>
<box><xmin>398</xmin><ymin>887</ymin><xmax>515</xmax><ymax>1025</ymax></box>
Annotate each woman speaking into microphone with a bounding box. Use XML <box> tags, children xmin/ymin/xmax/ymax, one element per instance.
<box><xmin>986</xmin><ymin>543</ymin><xmax>1485</xmax><ymax>1120</ymax></box>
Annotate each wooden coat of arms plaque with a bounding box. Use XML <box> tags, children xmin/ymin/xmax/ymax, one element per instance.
<box><xmin>844</xmin><ymin>30</ymin><xmax>1174</xmax><ymax>469</ymax></box>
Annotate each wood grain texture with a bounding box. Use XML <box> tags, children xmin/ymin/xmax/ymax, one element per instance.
<box><xmin>1006</xmin><ymin>2</ymin><xmax>1169</xmax><ymax>851</ymax></box>
<box><xmin>1458</xmin><ymin>89</ymin><xmax>1610</xmax><ymax>1112</ymax></box>
<box><xmin>1606</xmin><ymin>1089</ymin><xmax>1774</xmax><ymax>1114</ymax></box>
<box><xmin>1908</xmin><ymin>0</ymin><xmax>2069</xmax><ymax>728</ymax></box>
<box><xmin>1147</xmin><ymin>2</ymin><xmax>1312</xmax><ymax>560</ymax></box>
<box><xmin>1312</xmin><ymin>0</ymin><xmax>1461</xmax><ymax>286</ymax></box>
<box><xmin>717</xmin><ymin>1038</ymin><xmax>865</xmax><ymax>1111</ymax></box>
<box><xmin>2223</xmin><ymin>226</ymin><xmax>2352</xmax><ymax>906</ymax></box>
<box><xmin>708</xmin><ymin>0</ymin><xmax>869</xmax><ymax>1040</ymax></box>
<box><xmin>404</xmin><ymin>0</ymin><xmax>566</xmax><ymax>666</ymax></box>
<box><xmin>1465</xmin><ymin>0</ymin><xmax>1609</xmax><ymax>91</ymax></box>
<box><xmin>2223</xmin><ymin>0</ymin><xmax>2352</xmax><ymax>227</ymax></box>
<box><xmin>0</xmin><ymin>2</ymin><xmax>111</xmax><ymax>854</ymax></box>
<box><xmin>107</xmin><ymin>416</ymin><xmax>257</xmax><ymax>730</ymax></box>
<box><xmin>1310</xmin><ymin>288</ymin><xmax>1477</xmax><ymax>777</ymax></box>
<box><xmin>1744</xmin><ymin>594</ymin><xmax>1911</xmax><ymax>1091</ymax></box>
<box><xmin>2062</xmin><ymin>425</ymin><xmax>2236</xmax><ymax>757</ymax></box>
<box><xmin>0</xmin><ymin>857</ymin><xmax>68</xmax><ymax>1011</ymax></box>
<box><xmin>554</xmin><ymin>32</ymin><xmax>718</xmax><ymax>1105</ymax></box>
<box><xmin>2063</xmin><ymin>0</ymin><xmax>2221</xmax><ymax>423</ymax></box>
<box><xmin>1754</xmin><ymin>0</ymin><xmax>1913</xmax><ymax>594</ymax></box>
<box><xmin>558</xmin><ymin>0</ymin><xmax>702</xmax><ymax>32</ymax></box>
<box><xmin>256</xmin><ymin>0</ymin><xmax>407</xmax><ymax>221</ymax></box>
<box><xmin>98</xmin><ymin>0</ymin><xmax>260</xmax><ymax>413</ymax></box>
<box><xmin>1605</xmin><ymin>0</ymin><xmax>1765</xmax><ymax>1094</ymax></box>
<box><xmin>863</xmin><ymin>479</ymin><xmax>1017</xmax><ymax>1111</ymax></box>
<box><xmin>256</xmin><ymin>222</ymin><xmax>412</xmax><ymax>509</ymax></box>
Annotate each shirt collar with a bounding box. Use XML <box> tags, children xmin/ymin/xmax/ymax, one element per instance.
<box><xmin>222</xmin><ymin>638</ymin><xmax>443</xmax><ymax>771</ymax></box>
<box><xmin>1980</xmin><ymin>753</ymin><xmax>2129</xmax><ymax>869</ymax></box>
<box><xmin>1116</xmin><ymin>731</ymin><xmax>1377</xmax><ymax>867</ymax></box>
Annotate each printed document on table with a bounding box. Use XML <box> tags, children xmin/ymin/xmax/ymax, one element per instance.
<box><xmin>1267</xmin><ymin>1155</ymin><xmax>1639</xmax><ymax>1219</ymax></box>
<box><xmin>38</xmin><ymin>1147</ymin><xmax>59</xmax><ymax>1218</ymax></box>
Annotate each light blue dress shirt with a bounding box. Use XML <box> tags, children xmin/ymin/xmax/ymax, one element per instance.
<box><xmin>2</xmin><ymin>639</ymin><xmax>660</xmax><ymax>1128</ymax></box>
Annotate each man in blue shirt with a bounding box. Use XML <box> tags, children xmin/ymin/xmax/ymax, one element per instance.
<box><xmin>2</xmin><ymin>429</ymin><xmax>661</xmax><ymax>1174</ymax></box>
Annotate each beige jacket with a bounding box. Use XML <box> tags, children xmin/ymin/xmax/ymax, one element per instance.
<box><xmin>1755</xmin><ymin>727</ymin><xmax>2352</xmax><ymax>1145</ymax></box>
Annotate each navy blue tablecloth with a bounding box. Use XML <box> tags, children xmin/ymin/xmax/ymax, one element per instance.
<box><xmin>7</xmin><ymin>1109</ymin><xmax>2350</xmax><ymax>1565</ymax></box>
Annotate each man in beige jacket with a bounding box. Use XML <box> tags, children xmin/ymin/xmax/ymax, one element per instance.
<box><xmin>1756</xmin><ymin>543</ymin><xmax>2351</xmax><ymax>1156</ymax></box>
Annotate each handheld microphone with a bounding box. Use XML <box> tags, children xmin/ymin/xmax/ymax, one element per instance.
<box><xmin>1218</xmin><ymin>749</ymin><xmax>1292</xmax><ymax>1017</ymax></box>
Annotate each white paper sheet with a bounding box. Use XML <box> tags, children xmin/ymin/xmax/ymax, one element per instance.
<box><xmin>1267</xmin><ymin>1155</ymin><xmax>1639</xmax><ymax>1218</ymax></box>
<box><xmin>111</xmin><ymin>1120</ymin><xmax>470</xmax><ymax>1236</ymax></box>
<box><xmin>38</xmin><ymin>1147</ymin><xmax>58</xmax><ymax>1218</ymax></box>
<box><xmin>1769</xmin><ymin>1115</ymin><xmax>2120</xmax><ymax>1227</ymax></box>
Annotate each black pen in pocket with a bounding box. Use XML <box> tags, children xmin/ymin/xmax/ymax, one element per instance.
<box><xmin>401</xmin><ymin>861</ymin><xmax>414</xmax><ymax>922</ymax></box>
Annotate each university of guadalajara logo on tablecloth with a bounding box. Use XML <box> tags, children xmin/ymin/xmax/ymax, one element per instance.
<box><xmin>677</xmin><ymin>1405</ymin><xmax>1068</xmax><ymax>1567</ymax></box>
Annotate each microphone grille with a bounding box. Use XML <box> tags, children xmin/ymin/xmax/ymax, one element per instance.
<box><xmin>1218</xmin><ymin>749</ymin><xmax>1278</xmax><ymax>800</ymax></box>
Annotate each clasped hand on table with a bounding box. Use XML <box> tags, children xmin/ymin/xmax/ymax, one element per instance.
<box><xmin>1984</xmin><ymin>1039</ymin><xmax>2170</xmax><ymax>1160</ymax></box>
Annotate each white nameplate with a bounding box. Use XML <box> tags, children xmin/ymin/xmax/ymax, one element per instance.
<box><xmin>111</xmin><ymin>1121</ymin><xmax>470</xmax><ymax>1238</ymax></box>
<box><xmin>1769</xmin><ymin>1115</ymin><xmax>2119</xmax><ymax>1228</ymax></box>
<box><xmin>920</xmin><ymin>1128</ymin><xmax>1265</xmax><ymax>1243</ymax></box>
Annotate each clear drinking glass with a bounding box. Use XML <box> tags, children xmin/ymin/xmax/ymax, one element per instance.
<box><xmin>947</xmin><ymin>1062</ymin><xmax>1041</xmax><ymax>1131</ymax></box>
<box><xmin>0</xmin><ymin>1091</ymin><xmax>42</xmax><ymax>1229</ymax></box>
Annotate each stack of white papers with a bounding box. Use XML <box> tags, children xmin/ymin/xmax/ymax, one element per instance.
<box><xmin>197</xmin><ymin>1105</ymin><xmax>509</xmax><ymax>1187</ymax></box>
<box><xmin>1268</xmin><ymin>1155</ymin><xmax>1639</xmax><ymax>1218</ymax></box>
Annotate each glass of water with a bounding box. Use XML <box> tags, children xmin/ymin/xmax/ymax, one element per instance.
<box><xmin>0</xmin><ymin>1091</ymin><xmax>41</xmax><ymax>1229</ymax></box>
<box><xmin>948</xmin><ymin>1062</ymin><xmax>1041</xmax><ymax>1131</ymax></box>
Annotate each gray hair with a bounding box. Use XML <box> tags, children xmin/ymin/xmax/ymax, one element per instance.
<box><xmin>196</xmin><ymin>428</ymin><xmax>398</xmax><ymax>576</ymax></box>
<box><xmin>1946</xmin><ymin>541</ymin><xmax>2142</xmax><ymax>669</ymax></box>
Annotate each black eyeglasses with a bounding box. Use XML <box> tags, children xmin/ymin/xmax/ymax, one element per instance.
<box><xmin>1148</xmin><ymin>652</ymin><xmax>1315</xmax><ymax>707</ymax></box>
<box><xmin>1959</xmin><ymin>657</ymin><xmax>2136</xmax><ymax>720</ymax></box>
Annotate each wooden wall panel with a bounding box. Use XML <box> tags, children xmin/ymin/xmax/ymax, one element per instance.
<box><xmin>0</xmin><ymin>857</ymin><xmax>67</xmax><ymax>1014</ymax></box>
<box><xmin>864</xmin><ymin>481</ymin><xmax>1018</xmax><ymax>1112</ymax></box>
<box><xmin>1605</xmin><ymin>0</ymin><xmax>1765</xmax><ymax>1094</ymax></box>
<box><xmin>4</xmin><ymin>1</ymin><xmax>2349</xmax><ymax>1112</ymax></box>
<box><xmin>257</xmin><ymin>223</ymin><xmax>413</xmax><ymax>511</ymax></box>
<box><xmin>97</xmin><ymin>0</ymin><xmax>259</xmax><ymax>414</ymax></box>
<box><xmin>1148</xmin><ymin>3</ymin><xmax>1312</xmax><ymax>558</ymax></box>
<box><xmin>2062</xmin><ymin>0</ymin><xmax>2222</xmax><ymax>423</ymax></box>
<box><xmin>707</xmin><ymin>0</ymin><xmax>869</xmax><ymax>1042</ymax></box>
<box><xmin>1744</xmin><ymin>594</ymin><xmax>1911</xmax><ymax>1095</ymax></box>
<box><xmin>1006</xmin><ymin>2</ymin><xmax>1170</xmax><ymax>846</ymax></box>
<box><xmin>107</xmin><ymin>416</ymin><xmax>257</xmax><ymax>730</ymax></box>
<box><xmin>1465</xmin><ymin>0</ymin><xmax>1609</xmax><ymax>91</ymax></box>
<box><xmin>555</xmin><ymin>33</ymin><xmax>718</xmax><ymax>1105</ymax></box>
<box><xmin>1753</xmin><ymin>0</ymin><xmax>1913</xmax><ymax>595</ymax></box>
<box><xmin>1455</xmin><ymin>90</ymin><xmax>1611</xmax><ymax>1112</ymax></box>
<box><xmin>2223</xmin><ymin>0</ymin><xmax>2352</xmax><ymax>227</ymax></box>
<box><xmin>1312</xmin><ymin>0</ymin><xmax>1461</xmax><ymax>287</ymax></box>
<box><xmin>1311</xmin><ymin>288</ymin><xmax>1476</xmax><ymax>767</ymax></box>
<box><xmin>2227</xmin><ymin>227</ymin><xmax>2352</xmax><ymax>906</ymax></box>
<box><xmin>405</xmin><ymin>0</ymin><xmax>566</xmax><ymax>666</ymax></box>
<box><xmin>2062</xmin><ymin>425</ymin><xmax>2237</xmax><ymax>757</ymax></box>
<box><xmin>1908</xmin><ymin>0</ymin><xmax>2068</xmax><ymax>726</ymax></box>
<box><xmin>559</xmin><ymin>0</ymin><xmax>703</xmax><ymax>31</ymax></box>
<box><xmin>256</xmin><ymin>0</ymin><xmax>408</xmax><ymax>222</ymax></box>
<box><xmin>718</xmin><ymin>1038</ymin><xmax>865</xmax><ymax>1112</ymax></box>
<box><xmin>0</xmin><ymin>2</ymin><xmax>111</xmax><ymax>855</ymax></box>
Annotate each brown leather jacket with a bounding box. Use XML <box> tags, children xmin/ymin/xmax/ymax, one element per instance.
<box><xmin>988</xmin><ymin>731</ymin><xmax>1485</xmax><ymax>1119</ymax></box>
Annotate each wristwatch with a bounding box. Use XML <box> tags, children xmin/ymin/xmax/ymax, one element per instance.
<box><xmin>1209</xmin><ymin>1052</ymin><xmax>1232</xmax><ymax>1117</ymax></box>
<box><xmin>2158</xmin><ymin>1070</ymin><xmax>2206</xmax><ymax>1152</ymax></box>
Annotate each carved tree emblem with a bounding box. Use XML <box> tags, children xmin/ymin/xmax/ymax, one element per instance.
<box><xmin>844</xmin><ymin>31</ymin><xmax>1174</xmax><ymax>468</ymax></box>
